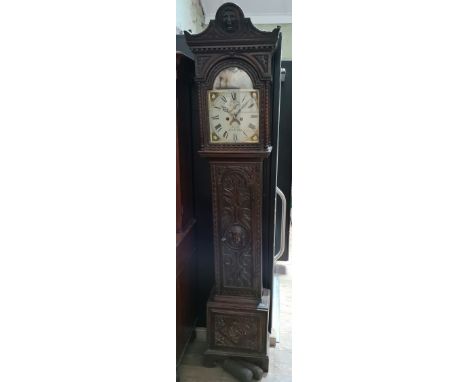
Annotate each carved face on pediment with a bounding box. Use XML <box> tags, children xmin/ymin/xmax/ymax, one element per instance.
<box><xmin>222</xmin><ymin>9</ymin><xmax>238</xmax><ymax>32</ymax></box>
<box><xmin>215</xmin><ymin>3</ymin><xmax>244</xmax><ymax>33</ymax></box>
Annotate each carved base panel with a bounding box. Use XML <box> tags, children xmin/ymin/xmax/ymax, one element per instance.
<box><xmin>205</xmin><ymin>288</ymin><xmax>270</xmax><ymax>371</ymax></box>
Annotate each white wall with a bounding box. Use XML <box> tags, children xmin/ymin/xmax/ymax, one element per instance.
<box><xmin>255</xmin><ymin>23</ymin><xmax>292</xmax><ymax>61</ymax></box>
<box><xmin>176</xmin><ymin>0</ymin><xmax>206</xmax><ymax>34</ymax></box>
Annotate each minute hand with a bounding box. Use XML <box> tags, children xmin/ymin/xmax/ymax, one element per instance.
<box><xmin>234</xmin><ymin>100</ymin><xmax>251</xmax><ymax>118</ymax></box>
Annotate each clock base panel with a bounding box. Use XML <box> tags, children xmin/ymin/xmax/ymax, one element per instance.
<box><xmin>204</xmin><ymin>288</ymin><xmax>271</xmax><ymax>371</ymax></box>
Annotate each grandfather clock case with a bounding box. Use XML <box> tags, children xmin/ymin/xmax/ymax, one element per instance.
<box><xmin>185</xmin><ymin>3</ymin><xmax>280</xmax><ymax>371</ymax></box>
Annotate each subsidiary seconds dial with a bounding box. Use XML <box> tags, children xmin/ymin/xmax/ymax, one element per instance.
<box><xmin>208</xmin><ymin>89</ymin><xmax>259</xmax><ymax>144</ymax></box>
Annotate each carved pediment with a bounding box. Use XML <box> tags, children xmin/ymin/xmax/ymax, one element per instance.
<box><xmin>184</xmin><ymin>2</ymin><xmax>280</xmax><ymax>52</ymax></box>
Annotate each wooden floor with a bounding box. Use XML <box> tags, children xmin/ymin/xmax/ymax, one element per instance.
<box><xmin>178</xmin><ymin>260</ymin><xmax>292</xmax><ymax>381</ymax></box>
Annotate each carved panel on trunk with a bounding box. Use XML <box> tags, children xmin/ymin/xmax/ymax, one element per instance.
<box><xmin>221</xmin><ymin>170</ymin><xmax>252</xmax><ymax>288</ymax></box>
<box><xmin>213</xmin><ymin>314</ymin><xmax>258</xmax><ymax>351</ymax></box>
<box><xmin>211</xmin><ymin>162</ymin><xmax>262</xmax><ymax>298</ymax></box>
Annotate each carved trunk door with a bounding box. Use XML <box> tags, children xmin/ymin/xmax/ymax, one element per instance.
<box><xmin>211</xmin><ymin>161</ymin><xmax>262</xmax><ymax>300</ymax></box>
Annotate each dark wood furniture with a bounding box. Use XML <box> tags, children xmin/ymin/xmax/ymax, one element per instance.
<box><xmin>184</xmin><ymin>3</ymin><xmax>280</xmax><ymax>371</ymax></box>
<box><xmin>176</xmin><ymin>31</ymin><xmax>284</xmax><ymax>332</ymax></box>
<box><xmin>176</xmin><ymin>52</ymin><xmax>197</xmax><ymax>366</ymax></box>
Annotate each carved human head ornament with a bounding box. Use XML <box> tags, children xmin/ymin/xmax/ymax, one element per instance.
<box><xmin>215</xmin><ymin>3</ymin><xmax>244</xmax><ymax>33</ymax></box>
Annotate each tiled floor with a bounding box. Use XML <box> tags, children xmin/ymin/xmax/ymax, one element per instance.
<box><xmin>179</xmin><ymin>260</ymin><xmax>292</xmax><ymax>382</ymax></box>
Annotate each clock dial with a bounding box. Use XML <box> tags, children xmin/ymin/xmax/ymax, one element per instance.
<box><xmin>208</xmin><ymin>89</ymin><xmax>259</xmax><ymax>144</ymax></box>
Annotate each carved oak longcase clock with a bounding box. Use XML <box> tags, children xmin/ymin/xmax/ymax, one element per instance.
<box><xmin>185</xmin><ymin>2</ymin><xmax>280</xmax><ymax>371</ymax></box>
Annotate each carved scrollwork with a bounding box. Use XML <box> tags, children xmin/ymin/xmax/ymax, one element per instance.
<box><xmin>211</xmin><ymin>162</ymin><xmax>262</xmax><ymax>297</ymax></box>
<box><xmin>214</xmin><ymin>314</ymin><xmax>258</xmax><ymax>351</ymax></box>
<box><xmin>221</xmin><ymin>169</ymin><xmax>252</xmax><ymax>288</ymax></box>
<box><xmin>252</xmin><ymin>54</ymin><xmax>269</xmax><ymax>74</ymax></box>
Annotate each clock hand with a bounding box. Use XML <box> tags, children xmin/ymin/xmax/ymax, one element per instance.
<box><xmin>232</xmin><ymin>107</ymin><xmax>243</xmax><ymax>119</ymax></box>
<box><xmin>234</xmin><ymin>100</ymin><xmax>251</xmax><ymax>118</ymax></box>
<box><xmin>228</xmin><ymin>104</ymin><xmax>242</xmax><ymax>125</ymax></box>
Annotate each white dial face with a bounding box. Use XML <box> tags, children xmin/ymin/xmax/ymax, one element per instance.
<box><xmin>208</xmin><ymin>89</ymin><xmax>259</xmax><ymax>144</ymax></box>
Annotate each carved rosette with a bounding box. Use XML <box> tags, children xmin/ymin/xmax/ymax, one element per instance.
<box><xmin>211</xmin><ymin>162</ymin><xmax>262</xmax><ymax>299</ymax></box>
<box><xmin>213</xmin><ymin>314</ymin><xmax>258</xmax><ymax>351</ymax></box>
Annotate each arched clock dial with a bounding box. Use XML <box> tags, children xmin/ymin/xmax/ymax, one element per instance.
<box><xmin>208</xmin><ymin>89</ymin><xmax>259</xmax><ymax>144</ymax></box>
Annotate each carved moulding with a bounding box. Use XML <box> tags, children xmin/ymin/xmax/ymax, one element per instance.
<box><xmin>194</xmin><ymin>53</ymin><xmax>272</xmax><ymax>82</ymax></box>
